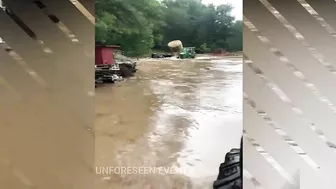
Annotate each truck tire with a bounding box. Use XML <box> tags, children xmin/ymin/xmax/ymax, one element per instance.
<box><xmin>213</xmin><ymin>139</ymin><xmax>242</xmax><ymax>189</ymax></box>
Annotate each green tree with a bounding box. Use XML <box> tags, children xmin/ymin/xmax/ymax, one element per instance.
<box><xmin>95</xmin><ymin>0</ymin><xmax>242</xmax><ymax>56</ymax></box>
<box><xmin>226</xmin><ymin>20</ymin><xmax>242</xmax><ymax>52</ymax></box>
<box><xmin>95</xmin><ymin>0</ymin><xmax>164</xmax><ymax>56</ymax></box>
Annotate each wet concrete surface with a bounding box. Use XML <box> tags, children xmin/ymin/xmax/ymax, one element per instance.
<box><xmin>95</xmin><ymin>56</ymin><xmax>242</xmax><ymax>189</ymax></box>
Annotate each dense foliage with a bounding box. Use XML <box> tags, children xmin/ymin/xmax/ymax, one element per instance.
<box><xmin>96</xmin><ymin>0</ymin><xmax>242</xmax><ymax>56</ymax></box>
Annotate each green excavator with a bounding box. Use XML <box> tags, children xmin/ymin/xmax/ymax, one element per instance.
<box><xmin>178</xmin><ymin>47</ymin><xmax>196</xmax><ymax>59</ymax></box>
<box><xmin>168</xmin><ymin>40</ymin><xmax>196</xmax><ymax>59</ymax></box>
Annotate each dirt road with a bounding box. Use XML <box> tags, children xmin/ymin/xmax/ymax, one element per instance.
<box><xmin>95</xmin><ymin>56</ymin><xmax>242</xmax><ymax>189</ymax></box>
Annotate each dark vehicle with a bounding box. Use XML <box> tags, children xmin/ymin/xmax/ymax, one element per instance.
<box><xmin>151</xmin><ymin>53</ymin><xmax>173</xmax><ymax>58</ymax></box>
<box><xmin>163</xmin><ymin>53</ymin><xmax>173</xmax><ymax>58</ymax></box>
<box><xmin>152</xmin><ymin>53</ymin><xmax>164</xmax><ymax>58</ymax></box>
<box><xmin>213</xmin><ymin>139</ymin><xmax>242</xmax><ymax>189</ymax></box>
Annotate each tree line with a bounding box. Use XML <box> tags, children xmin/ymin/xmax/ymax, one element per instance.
<box><xmin>95</xmin><ymin>0</ymin><xmax>242</xmax><ymax>57</ymax></box>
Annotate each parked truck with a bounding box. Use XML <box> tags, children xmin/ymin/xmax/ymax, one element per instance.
<box><xmin>95</xmin><ymin>45</ymin><xmax>121</xmax><ymax>84</ymax></box>
<box><xmin>95</xmin><ymin>45</ymin><xmax>137</xmax><ymax>86</ymax></box>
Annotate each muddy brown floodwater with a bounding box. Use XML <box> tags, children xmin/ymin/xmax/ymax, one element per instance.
<box><xmin>95</xmin><ymin>56</ymin><xmax>242</xmax><ymax>189</ymax></box>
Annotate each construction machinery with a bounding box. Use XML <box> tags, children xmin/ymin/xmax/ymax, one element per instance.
<box><xmin>178</xmin><ymin>47</ymin><xmax>196</xmax><ymax>59</ymax></box>
<box><xmin>167</xmin><ymin>40</ymin><xmax>196</xmax><ymax>59</ymax></box>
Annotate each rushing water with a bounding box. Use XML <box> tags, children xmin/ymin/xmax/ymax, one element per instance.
<box><xmin>95</xmin><ymin>57</ymin><xmax>242</xmax><ymax>189</ymax></box>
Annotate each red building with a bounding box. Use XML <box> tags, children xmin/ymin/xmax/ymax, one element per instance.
<box><xmin>95</xmin><ymin>45</ymin><xmax>121</xmax><ymax>66</ymax></box>
<box><xmin>212</xmin><ymin>49</ymin><xmax>228</xmax><ymax>56</ymax></box>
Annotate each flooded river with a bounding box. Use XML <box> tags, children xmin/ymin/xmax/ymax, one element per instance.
<box><xmin>95</xmin><ymin>56</ymin><xmax>242</xmax><ymax>189</ymax></box>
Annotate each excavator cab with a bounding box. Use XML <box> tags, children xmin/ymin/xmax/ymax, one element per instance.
<box><xmin>179</xmin><ymin>47</ymin><xmax>196</xmax><ymax>59</ymax></box>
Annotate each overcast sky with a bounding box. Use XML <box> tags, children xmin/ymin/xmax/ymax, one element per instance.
<box><xmin>202</xmin><ymin>0</ymin><xmax>242</xmax><ymax>20</ymax></box>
